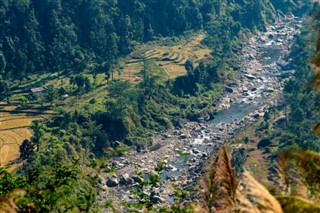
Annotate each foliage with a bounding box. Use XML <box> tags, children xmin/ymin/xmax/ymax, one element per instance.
<box><xmin>276</xmin><ymin>196</ymin><xmax>320</xmax><ymax>213</ymax></box>
<box><xmin>20</xmin><ymin>139</ymin><xmax>35</xmax><ymax>160</ymax></box>
<box><xmin>198</xmin><ymin>147</ymin><xmax>320</xmax><ymax>213</ymax></box>
<box><xmin>0</xmin><ymin>168</ymin><xmax>26</xmax><ymax>197</ymax></box>
<box><xmin>0</xmin><ymin>1</ymin><xmax>313</xmax><ymax>212</ymax></box>
<box><xmin>0</xmin><ymin>156</ymin><xmax>97</xmax><ymax>212</ymax></box>
<box><xmin>231</xmin><ymin>147</ymin><xmax>248</xmax><ymax>176</ymax></box>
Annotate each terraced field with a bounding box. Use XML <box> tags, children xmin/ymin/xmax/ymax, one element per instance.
<box><xmin>120</xmin><ymin>33</ymin><xmax>212</xmax><ymax>82</ymax></box>
<box><xmin>0</xmin><ymin>105</ymin><xmax>48</xmax><ymax>167</ymax></box>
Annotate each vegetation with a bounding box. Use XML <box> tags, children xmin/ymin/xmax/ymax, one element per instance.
<box><xmin>0</xmin><ymin>0</ymin><xmax>317</xmax><ymax>212</ymax></box>
<box><xmin>196</xmin><ymin>146</ymin><xmax>320</xmax><ymax>213</ymax></box>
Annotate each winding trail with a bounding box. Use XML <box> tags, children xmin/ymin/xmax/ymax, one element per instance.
<box><xmin>98</xmin><ymin>15</ymin><xmax>302</xmax><ymax>211</ymax></box>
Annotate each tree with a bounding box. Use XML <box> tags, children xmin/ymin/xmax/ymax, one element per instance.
<box><xmin>264</xmin><ymin>111</ymin><xmax>271</xmax><ymax>122</ymax></box>
<box><xmin>291</xmin><ymin>108</ymin><xmax>304</xmax><ymax>122</ymax></box>
<box><xmin>185</xmin><ymin>60</ymin><xmax>194</xmax><ymax>75</ymax></box>
<box><xmin>84</xmin><ymin>77</ymin><xmax>92</xmax><ymax>92</ymax></box>
<box><xmin>30</xmin><ymin>121</ymin><xmax>45</xmax><ymax>151</ymax></box>
<box><xmin>74</xmin><ymin>75</ymin><xmax>85</xmax><ymax>90</ymax></box>
<box><xmin>19</xmin><ymin>96</ymin><xmax>29</xmax><ymax>108</ymax></box>
<box><xmin>20</xmin><ymin>139</ymin><xmax>35</xmax><ymax>160</ymax></box>
<box><xmin>106</xmin><ymin>81</ymin><xmax>139</xmax><ymax>118</ymax></box>
<box><xmin>0</xmin><ymin>168</ymin><xmax>26</xmax><ymax>197</ymax></box>
<box><xmin>15</xmin><ymin>50</ymin><xmax>27</xmax><ymax>84</ymax></box>
<box><xmin>231</xmin><ymin>147</ymin><xmax>248</xmax><ymax>176</ymax></box>
<box><xmin>139</xmin><ymin>60</ymin><xmax>165</xmax><ymax>99</ymax></box>
<box><xmin>0</xmin><ymin>52</ymin><xmax>6</xmax><ymax>75</ymax></box>
<box><xmin>45</xmin><ymin>88</ymin><xmax>58</xmax><ymax>106</ymax></box>
<box><xmin>0</xmin><ymin>80</ymin><xmax>12</xmax><ymax>103</ymax></box>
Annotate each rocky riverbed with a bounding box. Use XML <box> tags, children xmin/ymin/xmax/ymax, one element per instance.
<box><xmin>97</xmin><ymin>15</ymin><xmax>302</xmax><ymax>212</ymax></box>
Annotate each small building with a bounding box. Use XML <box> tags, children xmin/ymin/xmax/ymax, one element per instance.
<box><xmin>30</xmin><ymin>85</ymin><xmax>53</xmax><ymax>97</ymax></box>
<box><xmin>30</xmin><ymin>87</ymin><xmax>46</xmax><ymax>94</ymax></box>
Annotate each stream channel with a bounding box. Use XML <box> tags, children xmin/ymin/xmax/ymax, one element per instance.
<box><xmin>99</xmin><ymin>15</ymin><xmax>303</xmax><ymax>210</ymax></box>
<box><xmin>160</xmin><ymin>15</ymin><xmax>302</xmax><ymax>183</ymax></box>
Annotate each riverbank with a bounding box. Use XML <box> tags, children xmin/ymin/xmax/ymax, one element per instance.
<box><xmin>97</xmin><ymin>15</ymin><xmax>302</xmax><ymax>212</ymax></box>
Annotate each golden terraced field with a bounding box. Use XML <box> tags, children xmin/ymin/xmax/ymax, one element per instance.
<box><xmin>0</xmin><ymin>105</ymin><xmax>46</xmax><ymax>167</ymax></box>
<box><xmin>120</xmin><ymin>33</ymin><xmax>212</xmax><ymax>82</ymax></box>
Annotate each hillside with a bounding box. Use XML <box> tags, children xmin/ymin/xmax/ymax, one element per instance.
<box><xmin>0</xmin><ymin>0</ymin><xmax>318</xmax><ymax>213</ymax></box>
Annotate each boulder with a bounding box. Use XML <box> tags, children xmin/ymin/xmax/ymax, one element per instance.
<box><xmin>201</xmin><ymin>153</ymin><xmax>208</xmax><ymax>160</ymax></box>
<box><xmin>131</xmin><ymin>175</ymin><xmax>143</xmax><ymax>183</ymax></box>
<box><xmin>253</xmin><ymin>114</ymin><xmax>260</xmax><ymax>119</ymax></box>
<box><xmin>119</xmin><ymin>174</ymin><xmax>133</xmax><ymax>185</ymax></box>
<box><xmin>152</xmin><ymin>196</ymin><xmax>165</xmax><ymax>204</ymax></box>
<box><xmin>264</xmin><ymin>88</ymin><xmax>275</xmax><ymax>93</ymax></box>
<box><xmin>225</xmin><ymin>86</ymin><xmax>234</xmax><ymax>93</ymax></box>
<box><xmin>112</xmin><ymin>141</ymin><xmax>122</xmax><ymax>148</ymax></box>
<box><xmin>268</xmin><ymin>34</ymin><xmax>274</xmax><ymax>39</ymax></box>
<box><xmin>112</xmin><ymin>162</ymin><xmax>125</xmax><ymax>169</ymax></box>
<box><xmin>106</xmin><ymin>177</ymin><xmax>119</xmax><ymax>187</ymax></box>
<box><xmin>244</xmin><ymin>74</ymin><xmax>256</xmax><ymax>80</ymax></box>
<box><xmin>165</xmin><ymin>164</ymin><xmax>177</xmax><ymax>171</ymax></box>
<box><xmin>192</xmin><ymin>148</ymin><xmax>201</xmax><ymax>154</ymax></box>
<box><xmin>179</xmin><ymin>133</ymin><xmax>191</xmax><ymax>139</ymax></box>
<box><xmin>275</xmin><ymin>117</ymin><xmax>286</xmax><ymax>126</ymax></box>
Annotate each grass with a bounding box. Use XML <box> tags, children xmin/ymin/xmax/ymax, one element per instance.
<box><xmin>227</xmin><ymin>109</ymin><xmax>286</xmax><ymax>185</ymax></box>
<box><xmin>103</xmin><ymin>167</ymin><xmax>118</xmax><ymax>174</ymax></box>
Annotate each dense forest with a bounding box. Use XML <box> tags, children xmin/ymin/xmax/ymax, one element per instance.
<box><xmin>0</xmin><ymin>0</ymin><xmax>310</xmax><ymax>80</ymax></box>
<box><xmin>0</xmin><ymin>0</ymin><xmax>319</xmax><ymax>212</ymax></box>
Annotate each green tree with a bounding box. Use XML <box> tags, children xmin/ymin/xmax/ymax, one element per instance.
<box><xmin>185</xmin><ymin>60</ymin><xmax>194</xmax><ymax>75</ymax></box>
<box><xmin>0</xmin><ymin>168</ymin><xmax>26</xmax><ymax>197</ymax></box>
<box><xmin>139</xmin><ymin>60</ymin><xmax>165</xmax><ymax>99</ymax></box>
<box><xmin>45</xmin><ymin>88</ymin><xmax>58</xmax><ymax>106</ymax></box>
<box><xmin>0</xmin><ymin>52</ymin><xmax>6</xmax><ymax>75</ymax></box>
<box><xmin>84</xmin><ymin>77</ymin><xmax>92</xmax><ymax>92</ymax></box>
<box><xmin>0</xmin><ymin>80</ymin><xmax>11</xmax><ymax>103</ymax></box>
<box><xmin>30</xmin><ymin>121</ymin><xmax>45</xmax><ymax>151</ymax></box>
<box><xmin>74</xmin><ymin>75</ymin><xmax>85</xmax><ymax>91</ymax></box>
<box><xmin>20</xmin><ymin>139</ymin><xmax>35</xmax><ymax>160</ymax></box>
<box><xmin>291</xmin><ymin>108</ymin><xmax>304</xmax><ymax>122</ymax></box>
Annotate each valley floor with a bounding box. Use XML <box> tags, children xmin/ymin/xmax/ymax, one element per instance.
<box><xmin>97</xmin><ymin>15</ymin><xmax>302</xmax><ymax>211</ymax></box>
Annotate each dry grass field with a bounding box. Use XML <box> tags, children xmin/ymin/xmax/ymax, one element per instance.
<box><xmin>119</xmin><ymin>33</ymin><xmax>212</xmax><ymax>82</ymax></box>
<box><xmin>0</xmin><ymin>105</ymin><xmax>47</xmax><ymax>168</ymax></box>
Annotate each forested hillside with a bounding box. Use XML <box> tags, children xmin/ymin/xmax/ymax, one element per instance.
<box><xmin>0</xmin><ymin>0</ymin><xmax>316</xmax><ymax>212</ymax></box>
<box><xmin>0</xmin><ymin>0</ymin><xmax>290</xmax><ymax>148</ymax></box>
<box><xmin>0</xmin><ymin>0</ymin><xmax>304</xmax><ymax>80</ymax></box>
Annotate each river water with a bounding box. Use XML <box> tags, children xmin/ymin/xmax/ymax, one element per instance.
<box><xmin>161</xmin><ymin>15</ymin><xmax>302</xmax><ymax>183</ymax></box>
<box><xmin>99</xmin><ymin>16</ymin><xmax>303</xmax><ymax>210</ymax></box>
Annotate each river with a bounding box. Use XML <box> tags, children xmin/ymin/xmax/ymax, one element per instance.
<box><xmin>99</xmin><ymin>15</ymin><xmax>302</xmax><ymax>211</ymax></box>
<box><xmin>161</xmin><ymin>14</ymin><xmax>302</xmax><ymax>183</ymax></box>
